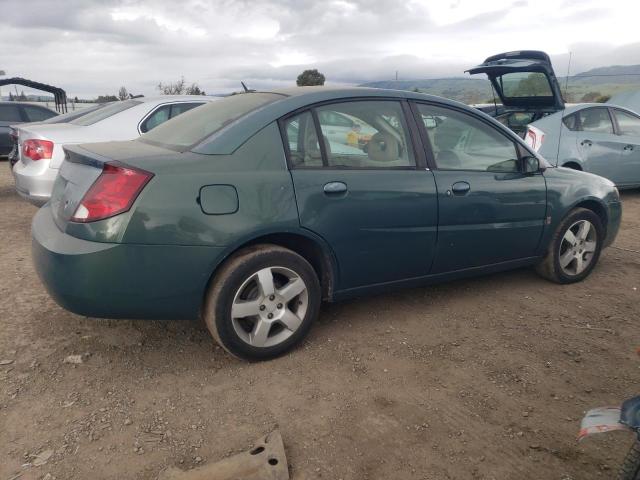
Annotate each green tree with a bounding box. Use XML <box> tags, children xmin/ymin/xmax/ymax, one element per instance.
<box><xmin>296</xmin><ymin>69</ymin><xmax>326</xmax><ymax>87</ymax></box>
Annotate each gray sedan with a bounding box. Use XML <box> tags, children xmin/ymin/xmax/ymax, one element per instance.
<box><xmin>525</xmin><ymin>104</ymin><xmax>640</xmax><ymax>189</ymax></box>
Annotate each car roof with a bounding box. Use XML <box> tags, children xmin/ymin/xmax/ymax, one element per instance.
<box><xmin>191</xmin><ymin>87</ymin><xmax>520</xmax><ymax>155</ymax></box>
<box><xmin>134</xmin><ymin>95</ymin><xmax>218</xmax><ymax>103</ymax></box>
<box><xmin>560</xmin><ymin>103</ymin><xmax>639</xmax><ymax>116</ymax></box>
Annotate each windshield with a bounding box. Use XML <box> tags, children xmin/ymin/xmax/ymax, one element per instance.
<box><xmin>499</xmin><ymin>72</ymin><xmax>553</xmax><ymax>98</ymax></box>
<box><xmin>140</xmin><ymin>93</ymin><xmax>285</xmax><ymax>149</ymax></box>
<box><xmin>70</xmin><ymin>99</ymin><xmax>141</xmax><ymax>126</ymax></box>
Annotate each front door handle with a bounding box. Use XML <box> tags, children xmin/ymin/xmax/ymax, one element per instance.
<box><xmin>581</xmin><ymin>139</ymin><xmax>593</xmax><ymax>147</ymax></box>
<box><xmin>323</xmin><ymin>181</ymin><xmax>347</xmax><ymax>195</ymax></box>
<box><xmin>624</xmin><ymin>144</ymin><xmax>634</xmax><ymax>151</ymax></box>
<box><xmin>451</xmin><ymin>181</ymin><xmax>471</xmax><ymax>196</ymax></box>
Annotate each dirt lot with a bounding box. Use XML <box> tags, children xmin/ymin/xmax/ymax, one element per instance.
<box><xmin>1</xmin><ymin>165</ymin><xmax>639</xmax><ymax>480</ymax></box>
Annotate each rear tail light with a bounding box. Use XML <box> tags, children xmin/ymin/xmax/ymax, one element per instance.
<box><xmin>71</xmin><ymin>163</ymin><xmax>153</xmax><ymax>223</ymax></box>
<box><xmin>23</xmin><ymin>139</ymin><xmax>54</xmax><ymax>161</ymax></box>
<box><xmin>524</xmin><ymin>125</ymin><xmax>545</xmax><ymax>152</ymax></box>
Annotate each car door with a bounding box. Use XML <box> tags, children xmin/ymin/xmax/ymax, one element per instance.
<box><xmin>611</xmin><ymin>108</ymin><xmax>640</xmax><ymax>186</ymax></box>
<box><xmin>574</xmin><ymin>107</ymin><xmax>625</xmax><ymax>182</ymax></box>
<box><xmin>412</xmin><ymin>102</ymin><xmax>547</xmax><ymax>273</ymax></box>
<box><xmin>283</xmin><ymin>100</ymin><xmax>438</xmax><ymax>291</ymax></box>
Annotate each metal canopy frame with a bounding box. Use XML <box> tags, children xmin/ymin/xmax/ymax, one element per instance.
<box><xmin>0</xmin><ymin>77</ymin><xmax>68</xmax><ymax>113</ymax></box>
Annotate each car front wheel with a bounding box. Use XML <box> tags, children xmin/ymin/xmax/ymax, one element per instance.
<box><xmin>203</xmin><ymin>244</ymin><xmax>321</xmax><ymax>361</ymax></box>
<box><xmin>535</xmin><ymin>207</ymin><xmax>603</xmax><ymax>284</ymax></box>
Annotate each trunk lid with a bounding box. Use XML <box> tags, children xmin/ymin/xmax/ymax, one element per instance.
<box><xmin>50</xmin><ymin>140</ymin><xmax>171</xmax><ymax>230</ymax></box>
<box><xmin>466</xmin><ymin>50</ymin><xmax>565</xmax><ymax>110</ymax></box>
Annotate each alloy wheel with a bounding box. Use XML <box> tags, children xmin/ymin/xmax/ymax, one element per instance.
<box><xmin>231</xmin><ymin>266</ymin><xmax>309</xmax><ymax>348</ymax></box>
<box><xmin>558</xmin><ymin>219</ymin><xmax>598</xmax><ymax>276</ymax></box>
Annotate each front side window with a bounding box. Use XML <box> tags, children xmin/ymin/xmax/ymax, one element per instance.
<box><xmin>578</xmin><ymin>108</ymin><xmax>613</xmax><ymax>134</ymax></box>
<box><xmin>417</xmin><ymin>104</ymin><xmax>519</xmax><ymax>172</ymax></box>
<box><xmin>314</xmin><ymin>101</ymin><xmax>415</xmax><ymax>168</ymax></box>
<box><xmin>614</xmin><ymin>109</ymin><xmax>640</xmax><ymax>136</ymax></box>
<box><xmin>140</xmin><ymin>105</ymin><xmax>171</xmax><ymax>133</ymax></box>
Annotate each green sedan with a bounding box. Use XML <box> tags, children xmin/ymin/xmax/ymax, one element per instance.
<box><xmin>32</xmin><ymin>87</ymin><xmax>622</xmax><ymax>360</ymax></box>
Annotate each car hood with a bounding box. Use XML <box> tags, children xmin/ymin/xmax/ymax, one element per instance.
<box><xmin>467</xmin><ymin>50</ymin><xmax>565</xmax><ymax>110</ymax></box>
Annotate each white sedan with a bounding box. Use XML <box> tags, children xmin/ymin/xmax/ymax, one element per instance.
<box><xmin>12</xmin><ymin>95</ymin><xmax>218</xmax><ymax>205</ymax></box>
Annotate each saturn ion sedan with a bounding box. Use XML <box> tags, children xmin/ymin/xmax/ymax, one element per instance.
<box><xmin>32</xmin><ymin>87</ymin><xmax>621</xmax><ymax>360</ymax></box>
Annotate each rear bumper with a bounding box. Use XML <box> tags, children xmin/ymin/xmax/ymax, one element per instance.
<box><xmin>604</xmin><ymin>200</ymin><xmax>622</xmax><ymax>248</ymax></box>
<box><xmin>13</xmin><ymin>160</ymin><xmax>57</xmax><ymax>206</ymax></box>
<box><xmin>32</xmin><ymin>205</ymin><xmax>225</xmax><ymax>320</ymax></box>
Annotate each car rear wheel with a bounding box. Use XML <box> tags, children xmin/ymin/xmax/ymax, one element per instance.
<box><xmin>535</xmin><ymin>208</ymin><xmax>603</xmax><ymax>284</ymax></box>
<box><xmin>203</xmin><ymin>244</ymin><xmax>321</xmax><ymax>361</ymax></box>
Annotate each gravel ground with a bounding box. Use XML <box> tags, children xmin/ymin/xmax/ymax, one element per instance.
<box><xmin>1</xmin><ymin>164</ymin><xmax>639</xmax><ymax>480</ymax></box>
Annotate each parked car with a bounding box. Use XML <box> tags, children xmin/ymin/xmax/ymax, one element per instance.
<box><xmin>467</xmin><ymin>50</ymin><xmax>565</xmax><ymax>137</ymax></box>
<box><xmin>32</xmin><ymin>87</ymin><xmax>621</xmax><ymax>361</ymax></box>
<box><xmin>524</xmin><ymin>104</ymin><xmax>640</xmax><ymax>189</ymax></box>
<box><xmin>12</xmin><ymin>95</ymin><xmax>217</xmax><ymax>205</ymax></box>
<box><xmin>8</xmin><ymin>103</ymin><xmax>110</xmax><ymax>169</ymax></box>
<box><xmin>0</xmin><ymin>102</ymin><xmax>58</xmax><ymax>157</ymax></box>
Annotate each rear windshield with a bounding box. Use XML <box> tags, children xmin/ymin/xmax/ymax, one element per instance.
<box><xmin>499</xmin><ymin>72</ymin><xmax>553</xmax><ymax>98</ymax></box>
<box><xmin>140</xmin><ymin>93</ymin><xmax>284</xmax><ymax>149</ymax></box>
<box><xmin>44</xmin><ymin>104</ymin><xmax>106</xmax><ymax>124</ymax></box>
<box><xmin>70</xmin><ymin>99</ymin><xmax>141</xmax><ymax>126</ymax></box>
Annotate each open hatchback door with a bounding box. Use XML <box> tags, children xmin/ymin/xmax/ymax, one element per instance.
<box><xmin>467</xmin><ymin>50</ymin><xmax>565</xmax><ymax>135</ymax></box>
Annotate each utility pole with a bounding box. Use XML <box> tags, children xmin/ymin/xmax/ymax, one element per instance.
<box><xmin>395</xmin><ymin>71</ymin><xmax>398</xmax><ymax>81</ymax></box>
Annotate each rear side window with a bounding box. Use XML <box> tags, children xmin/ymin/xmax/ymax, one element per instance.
<box><xmin>577</xmin><ymin>108</ymin><xmax>613</xmax><ymax>134</ymax></box>
<box><xmin>170</xmin><ymin>102</ymin><xmax>203</xmax><ymax>118</ymax></box>
<box><xmin>314</xmin><ymin>101</ymin><xmax>415</xmax><ymax>168</ymax></box>
<box><xmin>614</xmin><ymin>110</ymin><xmax>640</xmax><ymax>136</ymax></box>
<box><xmin>417</xmin><ymin>104</ymin><xmax>519</xmax><ymax>173</ymax></box>
<box><xmin>140</xmin><ymin>105</ymin><xmax>171</xmax><ymax>133</ymax></box>
<box><xmin>562</xmin><ymin>113</ymin><xmax>578</xmax><ymax>131</ymax></box>
<box><xmin>0</xmin><ymin>104</ymin><xmax>22</xmax><ymax>122</ymax></box>
<box><xmin>71</xmin><ymin>100</ymin><xmax>141</xmax><ymax>126</ymax></box>
<box><xmin>141</xmin><ymin>93</ymin><xmax>284</xmax><ymax>149</ymax></box>
<box><xmin>283</xmin><ymin>111</ymin><xmax>323</xmax><ymax>167</ymax></box>
<box><xmin>23</xmin><ymin>106</ymin><xmax>57</xmax><ymax>122</ymax></box>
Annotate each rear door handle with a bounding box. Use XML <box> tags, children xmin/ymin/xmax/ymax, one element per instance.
<box><xmin>624</xmin><ymin>144</ymin><xmax>634</xmax><ymax>151</ymax></box>
<box><xmin>581</xmin><ymin>139</ymin><xmax>593</xmax><ymax>147</ymax></box>
<box><xmin>450</xmin><ymin>181</ymin><xmax>471</xmax><ymax>196</ymax></box>
<box><xmin>323</xmin><ymin>181</ymin><xmax>347</xmax><ymax>195</ymax></box>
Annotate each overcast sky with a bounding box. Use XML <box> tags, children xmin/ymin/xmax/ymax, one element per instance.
<box><xmin>1</xmin><ymin>0</ymin><xmax>640</xmax><ymax>98</ymax></box>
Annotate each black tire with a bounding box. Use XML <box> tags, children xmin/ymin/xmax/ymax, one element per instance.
<box><xmin>203</xmin><ymin>244</ymin><xmax>321</xmax><ymax>361</ymax></box>
<box><xmin>535</xmin><ymin>207</ymin><xmax>604</xmax><ymax>284</ymax></box>
<box><xmin>619</xmin><ymin>440</ymin><xmax>640</xmax><ymax>480</ymax></box>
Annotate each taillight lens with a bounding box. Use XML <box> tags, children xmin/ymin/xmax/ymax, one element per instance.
<box><xmin>71</xmin><ymin>163</ymin><xmax>153</xmax><ymax>223</ymax></box>
<box><xmin>23</xmin><ymin>139</ymin><xmax>54</xmax><ymax>161</ymax></box>
<box><xmin>524</xmin><ymin>125</ymin><xmax>545</xmax><ymax>152</ymax></box>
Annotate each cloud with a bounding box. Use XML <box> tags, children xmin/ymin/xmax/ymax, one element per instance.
<box><xmin>0</xmin><ymin>0</ymin><xmax>638</xmax><ymax>97</ymax></box>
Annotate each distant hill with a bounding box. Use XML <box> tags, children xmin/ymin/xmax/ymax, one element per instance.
<box><xmin>566</xmin><ymin>65</ymin><xmax>640</xmax><ymax>86</ymax></box>
<box><xmin>360</xmin><ymin>65</ymin><xmax>640</xmax><ymax>104</ymax></box>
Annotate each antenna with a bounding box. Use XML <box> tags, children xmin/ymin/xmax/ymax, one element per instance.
<box><xmin>564</xmin><ymin>51</ymin><xmax>572</xmax><ymax>100</ymax></box>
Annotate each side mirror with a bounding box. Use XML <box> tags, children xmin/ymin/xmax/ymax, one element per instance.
<box><xmin>523</xmin><ymin>155</ymin><xmax>543</xmax><ymax>174</ymax></box>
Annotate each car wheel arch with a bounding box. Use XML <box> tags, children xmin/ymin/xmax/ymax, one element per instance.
<box><xmin>570</xmin><ymin>198</ymin><xmax>608</xmax><ymax>237</ymax></box>
<box><xmin>201</xmin><ymin>230</ymin><xmax>339</xmax><ymax>315</ymax></box>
